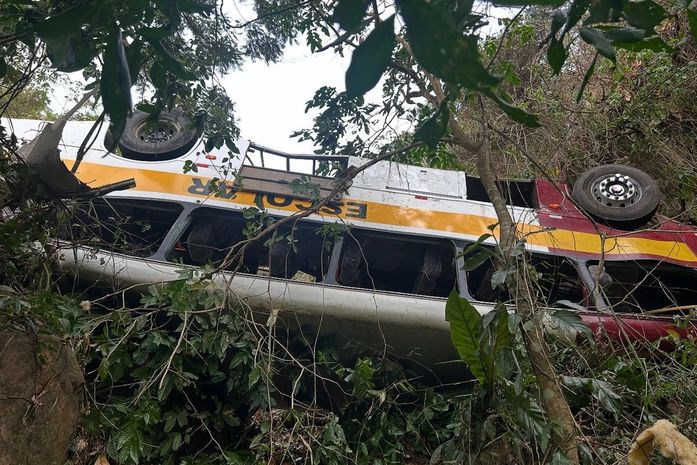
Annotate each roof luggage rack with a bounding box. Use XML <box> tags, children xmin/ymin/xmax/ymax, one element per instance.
<box><xmin>240</xmin><ymin>143</ymin><xmax>351</xmax><ymax>200</ymax></box>
<box><xmin>245</xmin><ymin>142</ymin><xmax>349</xmax><ymax>177</ymax></box>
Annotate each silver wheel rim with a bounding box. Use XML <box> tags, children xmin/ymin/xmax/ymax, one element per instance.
<box><xmin>135</xmin><ymin>116</ymin><xmax>180</xmax><ymax>144</ymax></box>
<box><xmin>591</xmin><ymin>172</ymin><xmax>643</xmax><ymax>208</ymax></box>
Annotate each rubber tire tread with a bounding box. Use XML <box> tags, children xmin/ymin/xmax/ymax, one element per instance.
<box><xmin>114</xmin><ymin>110</ymin><xmax>198</xmax><ymax>161</ymax></box>
<box><xmin>571</xmin><ymin>164</ymin><xmax>660</xmax><ymax>230</ymax></box>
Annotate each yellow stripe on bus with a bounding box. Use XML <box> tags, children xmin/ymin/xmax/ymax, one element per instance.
<box><xmin>75</xmin><ymin>162</ymin><xmax>697</xmax><ymax>264</ymax></box>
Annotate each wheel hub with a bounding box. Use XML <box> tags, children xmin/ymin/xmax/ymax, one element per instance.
<box><xmin>591</xmin><ymin>173</ymin><xmax>642</xmax><ymax>208</ymax></box>
<box><xmin>135</xmin><ymin>118</ymin><xmax>179</xmax><ymax>144</ymax></box>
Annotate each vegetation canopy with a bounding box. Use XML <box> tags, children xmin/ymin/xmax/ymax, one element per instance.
<box><xmin>0</xmin><ymin>0</ymin><xmax>696</xmax><ymax>464</ymax></box>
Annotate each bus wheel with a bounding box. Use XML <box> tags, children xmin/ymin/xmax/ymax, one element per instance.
<box><xmin>107</xmin><ymin>109</ymin><xmax>198</xmax><ymax>161</ymax></box>
<box><xmin>571</xmin><ymin>164</ymin><xmax>660</xmax><ymax>230</ymax></box>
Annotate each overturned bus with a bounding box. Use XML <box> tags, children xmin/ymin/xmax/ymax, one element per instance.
<box><xmin>11</xmin><ymin>111</ymin><xmax>697</xmax><ymax>375</ymax></box>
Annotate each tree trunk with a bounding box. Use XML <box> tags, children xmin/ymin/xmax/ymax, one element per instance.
<box><xmin>472</xmin><ymin>138</ymin><xmax>580</xmax><ymax>464</ymax></box>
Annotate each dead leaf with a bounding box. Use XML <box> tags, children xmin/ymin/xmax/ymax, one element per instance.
<box><xmin>628</xmin><ymin>419</ymin><xmax>697</xmax><ymax>465</ymax></box>
<box><xmin>94</xmin><ymin>454</ymin><xmax>110</xmax><ymax>465</ymax></box>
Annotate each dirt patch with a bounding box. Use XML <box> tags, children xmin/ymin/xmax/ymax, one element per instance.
<box><xmin>0</xmin><ymin>331</ymin><xmax>84</xmax><ymax>465</ymax></box>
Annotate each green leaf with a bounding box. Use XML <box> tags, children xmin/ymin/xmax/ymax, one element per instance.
<box><xmin>124</xmin><ymin>39</ymin><xmax>144</xmax><ymax>83</ymax></box>
<box><xmin>332</xmin><ymin>0</ymin><xmax>371</xmax><ymax>32</ymax></box>
<box><xmin>549</xmin><ymin>309</ymin><xmax>593</xmax><ymax>340</ymax></box>
<box><xmin>101</xmin><ymin>26</ymin><xmax>132</xmax><ymax>150</ymax></box>
<box><xmin>491</xmin><ymin>269</ymin><xmax>510</xmax><ymax>288</ymax></box>
<box><xmin>413</xmin><ymin>100</ymin><xmax>450</xmax><ymax>148</ymax></box>
<box><xmin>542</xmin><ymin>10</ymin><xmax>566</xmax><ymax>43</ymax></box>
<box><xmin>622</xmin><ymin>0</ymin><xmax>666</xmax><ymax>31</ymax></box>
<box><xmin>445</xmin><ymin>290</ymin><xmax>486</xmax><ymax>381</ymax></box>
<box><xmin>0</xmin><ymin>58</ymin><xmax>6</xmax><ymax>78</ymax></box>
<box><xmin>345</xmin><ymin>15</ymin><xmax>395</xmax><ymax>97</ymax></box>
<box><xmin>591</xmin><ymin>379</ymin><xmax>622</xmax><ymax>415</ymax></box>
<box><xmin>463</xmin><ymin>233</ymin><xmax>493</xmax><ymax>254</ymax></box>
<box><xmin>487</xmin><ymin>92</ymin><xmax>540</xmax><ymax>127</ymax></box>
<box><xmin>688</xmin><ymin>9</ymin><xmax>697</xmax><ymax>41</ymax></box>
<box><xmin>146</xmin><ymin>38</ymin><xmax>197</xmax><ymax>80</ymax></box>
<box><xmin>495</xmin><ymin>313</ymin><xmax>511</xmax><ymax>354</ymax></box>
<box><xmin>98</xmin><ymin>358</ymin><xmax>110</xmax><ymax>381</ymax></box>
<box><xmin>547</xmin><ymin>38</ymin><xmax>567</xmax><ymax>75</ymax></box>
<box><xmin>562</xmin><ymin>376</ymin><xmax>622</xmax><ymax>416</ymax></box>
<box><xmin>614</xmin><ymin>36</ymin><xmax>671</xmax><ymax>52</ymax></box>
<box><xmin>595</xmin><ymin>25</ymin><xmax>646</xmax><ymax>42</ymax></box>
<box><xmin>398</xmin><ymin>0</ymin><xmax>499</xmax><ymax>89</ymax></box>
<box><xmin>462</xmin><ymin>249</ymin><xmax>492</xmax><ymax>271</ymax></box>
<box><xmin>576</xmin><ymin>52</ymin><xmax>598</xmax><ymax>102</ymax></box>
<box><xmin>560</xmin><ymin>0</ymin><xmax>591</xmax><ymax>38</ymax></box>
<box><xmin>584</xmin><ymin>0</ymin><xmax>612</xmax><ymax>24</ymax></box>
<box><xmin>30</xmin><ymin>3</ymin><xmax>100</xmax><ymax>37</ymax></box>
<box><xmin>150</xmin><ymin>61</ymin><xmax>168</xmax><ymax>91</ymax></box>
<box><xmin>579</xmin><ymin>27</ymin><xmax>616</xmax><ymax>62</ymax></box>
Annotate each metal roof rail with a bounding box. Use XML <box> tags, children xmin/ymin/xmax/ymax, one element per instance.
<box><xmin>246</xmin><ymin>142</ymin><xmax>350</xmax><ymax>175</ymax></box>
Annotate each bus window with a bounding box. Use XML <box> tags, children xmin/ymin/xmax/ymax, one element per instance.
<box><xmin>336</xmin><ymin>230</ymin><xmax>456</xmax><ymax>297</ymax></box>
<box><xmin>67</xmin><ymin>199</ymin><xmax>182</xmax><ymax>257</ymax></box>
<box><xmin>466</xmin><ymin>250</ymin><xmax>586</xmax><ymax>306</ymax></box>
<box><xmin>589</xmin><ymin>261</ymin><xmax>697</xmax><ymax>313</ymax></box>
<box><xmin>169</xmin><ymin>208</ymin><xmax>334</xmax><ymax>283</ymax></box>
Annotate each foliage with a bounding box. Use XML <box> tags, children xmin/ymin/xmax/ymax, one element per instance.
<box><xmin>0</xmin><ymin>0</ymin><xmax>257</xmax><ymax>150</ymax></box>
<box><xmin>1</xmin><ymin>0</ymin><xmax>697</xmax><ymax>464</ymax></box>
<box><xmin>452</xmin><ymin>11</ymin><xmax>697</xmax><ymax>222</ymax></box>
<box><xmin>79</xmin><ymin>275</ymin><xmax>269</xmax><ymax>465</ymax></box>
<box><xmin>1</xmin><ymin>85</ymin><xmax>56</xmax><ymax>120</ymax></box>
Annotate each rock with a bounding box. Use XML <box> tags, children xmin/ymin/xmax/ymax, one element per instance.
<box><xmin>0</xmin><ymin>331</ymin><xmax>84</xmax><ymax>465</ymax></box>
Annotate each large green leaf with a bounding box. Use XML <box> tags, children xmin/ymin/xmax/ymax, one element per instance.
<box><xmin>445</xmin><ymin>290</ymin><xmax>486</xmax><ymax>381</ymax></box>
<box><xmin>596</xmin><ymin>25</ymin><xmax>646</xmax><ymax>42</ymax></box>
<box><xmin>547</xmin><ymin>38</ymin><xmax>566</xmax><ymax>75</ymax></box>
<box><xmin>579</xmin><ymin>27</ymin><xmax>616</xmax><ymax>62</ymax></box>
<box><xmin>332</xmin><ymin>0</ymin><xmax>371</xmax><ymax>32</ymax></box>
<box><xmin>622</xmin><ymin>0</ymin><xmax>666</xmax><ymax>31</ymax></box>
<box><xmin>150</xmin><ymin>61</ymin><xmax>168</xmax><ymax>91</ymax></box>
<box><xmin>489</xmin><ymin>93</ymin><xmax>540</xmax><ymax>127</ymax></box>
<box><xmin>345</xmin><ymin>15</ymin><xmax>395</xmax><ymax>97</ymax></box>
<box><xmin>462</xmin><ymin>249</ymin><xmax>493</xmax><ymax>271</ymax></box>
<box><xmin>30</xmin><ymin>1</ymin><xmax>106</xmax><ymax>68</ymax></box>
<box><xmin>397</xmin><ymin>0</ymin><xmax>499</xmax><ymax>89</ymax></box>
<box><xmin>492</xmin><ymin>305</ymin><xmax>511</xmax><ymax>353</ymax></box>
<box><xmin>614</xmin><ymin>36</ymin><xmax>671</xmax><ymax>52</ymax></box>
<box><xmin>548</xmin><ymin>309</ymin><xmax>593</xmax><ymax>340</ymax></box>
<box><xmin>562</xmin><ymin>376</ymin><xmax>622</xmax><ymax>417</ymax></box>
<box><xmin>560</xmin><ymin>0</ymin><xmax>591</xmax><ymax>38</ymax></box>
<box><xmin>413</xmin><ymin>100</ymin><xmax>450</xmax><ymax>148</ymax></box>
<box><xmin>576</xmin><ymin>52</ymin><xmax>598</xmax><ymax>102</ymax></box>
<box><xmin>30</xmin><ymin>2</ymin><xmax>101</xmax><ymax>37</ymax></box>
<box><xmin>101</xmin><ymin>26</ymin><xmax>132</xmax><ymax>150</ymax></box>
<box><xmin>584</xmin><ymin>0</ymin><xmax>612</xmax><ymax>25</ymax></box>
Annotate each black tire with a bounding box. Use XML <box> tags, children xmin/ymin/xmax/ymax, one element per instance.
<box><xmin>108</xmin><ymin>109</ymin><xmax>198</xmax><ymax>161</ymax></box>
<box><xmin>571</xmin><ymin>164</ymin><xmax>660</xmax><ymax>229</ymax></box>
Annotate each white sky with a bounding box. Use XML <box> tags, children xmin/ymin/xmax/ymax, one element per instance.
<box><xmin>48</xmin><ymin>4</ymin><xmax>516</xmax><ymax>155</ymax></box>
<box><xmin>223</xmin><ymin>45</ymin><xmax>351</xmax><ymax>152</ymax></box>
